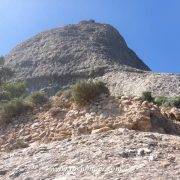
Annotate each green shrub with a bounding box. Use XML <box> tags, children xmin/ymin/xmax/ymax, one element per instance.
<box><xmin>0</xmin><ymin>67</ymin><xmax>14</xmax><ymax>85</ymax></box>
<box><xmin>154</xmin><ymin>96</ymin><xmax>168</xmax><ymax>106</ymax></box>
<box><xmin>0</xmin><ymin>56</ymin><xmax>5</xmax><ymax>65</ymax></box>
<box><xmin>1</xmin><ymin>82</ymin><xmax>27</xmax><ymax>99</ymax></box>
<box><xmin>28</xmin><ymin>92</ymin><xmax>48</xmax><ymax>105</ymax></box>
<box><xmin>141</xmin><ymin>91</ymin><xmax>154</xmax><ymax>102</ymax></box>
<box><xmin>153</xmin><ymin>96</ymin><xmax>180</xmax><ymax>108</ymax></box>
<box><xmin>0</xmin><ymin>99</ymin><xmax>31</xmax><ymax>124</ymax></box>
<box><xmin>162</xmin><ymin>101</ymin><xmax>170</xmax><ymax>107</ymax></box>
<box><xmin>71</xmin><ymin>80</ymin><xmax>109</xmax><ymax>105</ymax></box>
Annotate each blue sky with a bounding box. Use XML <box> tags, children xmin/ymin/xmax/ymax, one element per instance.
<box><xmin>0</xmin><ymin>0</ymin><xmax>180</xmax><ymax>73</ymax></box>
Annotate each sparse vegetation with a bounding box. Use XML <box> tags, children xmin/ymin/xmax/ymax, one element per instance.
<box><xmin>0</xmin><ymin>76</ymin><xmax>179</xmax><ymax>128</ymax></box>
<box><xmin>141</xmin><ymin>93</ymin><xmax>180</xmax><ymax>108</ymax></box>
<box><xmin>1</xmin><ymin>81</ymin><xmax>27</xmax><ymax>99</ymax></box>
<box><xmin>53</xmin><ymin>89</ymin><xmax>72</xmax><ymax>108</ymax></box>
<box><xmin>153</xmin><ymin>96</ymin><xmax>180</xmax><ymax>108</ymax></box>
<box><xmin>71</xmin><ymin>80</ymin><xmax>109</xmax><ymax>105</ymax></box>
<box><xmin>154</xmin><ymin>96</ymin><xmax>168</xmax><ymax>106</ymax></box>
<box><xmin>0</xmin><ymin>83</ymin><xmax>49</xmax><ymax>125</ymax></box>
<box><xmin>27</xmin><ymin>92</ymin><xmax>48</xmax><ymax>105</ymax></box>
<box><xmin>141</xmin><ymin>91</ymin><xmax>154</xmax><ymax>102</ymax></box>
<box><xmin>0</xmin><ymin>99</ymin><xmax>32</xmax><ymax>125</ymax></box>
<box><xmin>0</xmin><ymin>56</ymin><xmax>5</xmax><ymax>65</ymax></box>
<box><xmin>0</xmin><ymin>66</ymin><xmax>14</xmax><ymax>85</ymax></box>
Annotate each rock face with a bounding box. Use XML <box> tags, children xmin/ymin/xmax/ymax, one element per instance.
<box><xmin>5</xmin><ymin>20</ymin><xmax>180</xmax><ymax>96</ymax></box>
<box><xmin>5</xmin><ymin>20</ymin><xmax>150</xmax><ymax>74</ymax></box>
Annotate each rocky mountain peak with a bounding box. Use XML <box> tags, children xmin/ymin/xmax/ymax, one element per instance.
<box><xmin>4</xmin><ymin>21</ymin><xmax>179</xmax><ymax>97</ymax></box>
<box><xmin>5</xmin><ymin>20</ymin><xmax>150</xmax><ymax>76</ymax></box>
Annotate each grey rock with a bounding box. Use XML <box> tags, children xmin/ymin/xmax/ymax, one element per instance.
<box><xmin>0</xmin><ymin>169</ymin><xmax>8</xmax><ymax>175</ymax></box>
<box><xmin>10</xmin><ymin>165</ymin><xmax>26</xmax><ymax>178</ymax></box>
<box><xmin>119</xmin><ymin>149</ymin><xmax>137</xmax><ymax>158</ymax></box>
<box><xmin>137</xmin><ymin>148</ymin><xmax>152</xmax><ymax>156</ymax></box>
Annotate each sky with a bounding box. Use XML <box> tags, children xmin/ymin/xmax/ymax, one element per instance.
<box><xmin>0</xmin><ymin>0</ymin><xmax>180</xmax><ymax>73</ymax></box>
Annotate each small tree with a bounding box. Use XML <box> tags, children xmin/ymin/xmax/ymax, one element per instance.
<box><xmin>0</xmin><ymin>67</ymin><xmax>14</xmax><ymax>85</ymax></box>
<box><xmin>71</xmin><ymin>80</ymin><xmax>109</xmax><ymax>106</ymax></box>
<box><xmin>141</xmin><ymin>91</ymin><xmax>154</xmax><ymax>102</ymax></box>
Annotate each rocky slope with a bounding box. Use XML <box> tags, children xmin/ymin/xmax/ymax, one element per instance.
<box><xmin>1</xmin><ymin>129</ymin><xmax>180</xmax><ymax>180</ymax></box>
<box><xmin>100</xmin><ymin>70</ymin><xmax>180</xmax><ymax>97</ymax></box>
<box><xmin>0</xmin><ymin>93</ymin><xmax>180</xmax><ymax>179</ymax></box>
<box><xmin>4</xmin><ymin>20</ymin><xmax>179</xmax><ymax>96</ymax></box>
